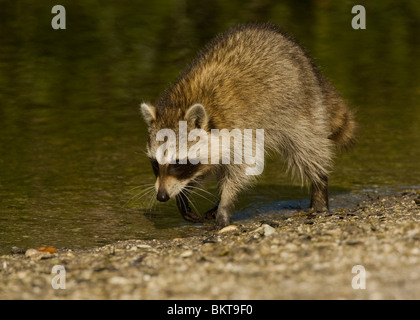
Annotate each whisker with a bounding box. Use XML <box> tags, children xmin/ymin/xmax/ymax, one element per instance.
<box><xmin>182</xmin><ymin>191</ymin><xmax>200</xmax><ymax>216</ymax></box>
<box><xmin>126</xmin><ymin>183</ymin><xmax>155</xmax><ymax>193</ymax></box>
<box><xmin>187</xmin><ymin>188</ymin><xmax>216</xmax><ymax>205</ymax></box>
<box><xmin>187</xmin><ymin>178</ymin><xmax>218</xmax><ymax>198</ymax></box>
<box><xmin>146</xmin><ymin>190</ymin><xmax>157</xmax><ymax>212</ymax></box>
<box><xmin>124</xmin><ymin>186</ymin><xmax>156</xmax><ymax>207</ymax></box>
<box><xmin>178</xmin><ymin>191</ymin><xmax>188</xmax><ymax>212</ymax></box>
<box><xmin>185</xmin><ymin>185</ymin><xmax>218</xmax><ymax>201</ymax></box>
<box><xmin>129</xmin><ymin>185</ymin><xmax>155</xmax><ymax>198</ymax></box>
<box><xmin>142</xmin><ymin>190</ymin><xmax>157</xmax><ymax>218</ymax></box>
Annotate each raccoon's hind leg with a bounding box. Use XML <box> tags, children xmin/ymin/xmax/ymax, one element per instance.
<box><xmin>310</xmin><ymin>175</ymin><xmax>329</xmax><ymax>212</ymax></box>
<box><xmin>283</xmin><ymin>135</ymin><xmax>332</xmax><ymax>213</ymax></box>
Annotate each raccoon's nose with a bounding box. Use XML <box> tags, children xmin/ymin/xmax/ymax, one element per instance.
<box><xmin>157</xmin><ymin>189</ymin><xmax>170</xmax><ymax>202</ymax></box>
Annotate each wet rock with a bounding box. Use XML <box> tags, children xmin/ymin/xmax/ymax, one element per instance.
<box><xmin>11</xmin><ymin>247</ymin><xmax>25</xmax><ymax>255</ymax></box>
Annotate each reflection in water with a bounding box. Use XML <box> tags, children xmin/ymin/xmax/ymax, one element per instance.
<box><xmin>0</xmin><ymin>1</ymin><xmax>419</xmax><ymax>253</ymax></box>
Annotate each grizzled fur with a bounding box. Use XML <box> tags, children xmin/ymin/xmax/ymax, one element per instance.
<box><xmin>141</xmin><ymin>23</ymin><xmax>357</xmax><ymax>228</ymax></box>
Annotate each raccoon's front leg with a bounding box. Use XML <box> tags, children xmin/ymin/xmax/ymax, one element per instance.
<box><xmin>204</xmin><ymin>201</ymin><xmax>219</xmax><ymax>220</ymax></box>
<box><xmin>215</xmin><ymin>196</ymin><xmax>235</xmax><ymax>228</ymax></box>
<box><xmin>175</xmin><ymin>192</ymin><xmax>205</xmax><ymax>223</ymax></box>
<box><xmin>215</xmin><ymin>166</ymin><xmax>254</xmax><ymax>228</ymax></box>
<box><xmin>215</xmin><ymin>178</ymin><xmax>240</xmax><ymax>228</ymax></box>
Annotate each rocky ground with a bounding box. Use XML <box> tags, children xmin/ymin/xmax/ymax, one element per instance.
<box><xmin>1</xmin><ymin>190</ymin><xmax>420</xmax><ymax>300</ymax></box>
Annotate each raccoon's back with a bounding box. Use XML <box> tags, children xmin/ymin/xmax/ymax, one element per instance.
<box><xmin>159</xmin><ymin>23</ymin><xmax>323</xmax><ymax>127</ymax></box>
<box><xmin>159</xmin><ymin>23</ymin><xmax>356</xmax><ymax>148</ymax></box>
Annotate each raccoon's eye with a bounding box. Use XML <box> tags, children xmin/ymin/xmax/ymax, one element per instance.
<box><xmin>168</xmin><ymin>162</ymin><xmax>184</xmax><ymax>172</ymax></box>
<box><xmin>167</xmin><ymin>160</ymin><xmax>200</xmax><ymax>180</ymax></box>
<box><xmin>149</xmin><ymin>158</ymin><xmax>159</xmax><ymax>177</ymax></box>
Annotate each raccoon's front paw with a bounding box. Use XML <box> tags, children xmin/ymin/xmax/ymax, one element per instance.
<box><xmin>182</xmin><ymin>210</ymin><xmax>205</xmax><ymax>223</ymax></box>
<box><xmin>204</xmin><ymin>202</ymin><xmax>219</xmax><ymax>220</ymax></box>
<box><xmin>175</xmin><ymin>193</ymin><xmax>205</xmax><ymax>223</ymax></box>
<box><xmin>310</xmin><ymin>201</ymin><xmax>329</xmax><ymax>213</ymax></box>
<box><xmin>215</xmin><ymin>207</ymin><xmax>232</xmax><ymax>229</ymax></box>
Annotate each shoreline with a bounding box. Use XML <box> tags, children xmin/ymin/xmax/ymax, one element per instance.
<box><xmin>1</xmin><ymin>190</ymin><xmax>419</xmax><ymax>299</ymax></box>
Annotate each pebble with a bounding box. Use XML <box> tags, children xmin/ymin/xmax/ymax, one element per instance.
<box><xmin>262</xmin><ymin>224</ymin><xmax>276</xmax><ymax>236</ymax></box>
<box><xmin>201</xmin><ymin>243</ymin><xmax>216</xmax><ymax>253</ymax></box>
<box><xmin>407</xmin><ymin>229</ymin><xmax>420</xmax><ymax>239</ymax></box>
<box><xmin>254</xmin><ymin>224</ymin><xmax>276</xmax><ymax>236</ymax></box>
<box><xmin>25</xmin><ymin>249</ymin><xmax>38</xmax><ymax>257</ymax></box>
<box><xmin>180</xmin><ymin>250</ymin><xmax>193</xmax><ymax>258</ymax></box>
<box><xmin>218</xmin><ymin>225</ymin><xmax>238</xmax><ymax>234</ymax></box>
<box><xmin>25</xmin><ymin>248</ymin><xmax>52</xmax><ymax>261</ymax></box>
<box><xmin>137</xmin><ymin>244</ymin><xmax>152</xmax><ymax>249</ymax></box>
<box><xmin>109</xmin><ymin>276</ymin><xmax>130</xmax><ymax>285</ymax></box>
<box><xmin>345</xmin><ymin>240</ymin><xmax>363</xmax><ymax>246</ymax></box>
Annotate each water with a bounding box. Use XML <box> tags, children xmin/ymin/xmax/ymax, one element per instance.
<box><xmin>1</xmin><ymin>1</ymin><xmax>419</xmax><ymax>254</ymax></box>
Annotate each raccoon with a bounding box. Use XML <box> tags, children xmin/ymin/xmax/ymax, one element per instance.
<box><xmin>141</xmin><ymin>23</ymin><xmax>356</xmax><ymax>228</ymax></box>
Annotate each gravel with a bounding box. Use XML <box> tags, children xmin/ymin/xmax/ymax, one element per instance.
<box><xmin>1</xmin><ymin>190</ymin><xmax>420</xmax><ymax>299</ymax></box>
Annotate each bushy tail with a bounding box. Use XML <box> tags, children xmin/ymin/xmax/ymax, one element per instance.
<box><xmin>322</xmin><ymin>81</ymin><xmax>357</xmax><ymax>150</ymax></box>
<box><xmin>328</xmin><ymin>107</ymin><xmax>357</xmax><ymax>149</ymax></box>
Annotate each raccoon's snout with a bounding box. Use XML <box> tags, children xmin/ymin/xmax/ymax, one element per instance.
<box><xmin>157</xmin><ymin>188</ymin><xmax>170</xmax><ymax>202</ymax></box>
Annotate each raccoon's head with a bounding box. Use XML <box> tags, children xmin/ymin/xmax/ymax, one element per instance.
<box><xmin>140</xmin><ymin>102</ymin><xmax>211</xmax><ymax>202</ymax></box>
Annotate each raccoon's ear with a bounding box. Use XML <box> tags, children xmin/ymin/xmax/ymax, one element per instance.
<box><xmin>185</xmin><ymin>103</ymin><xmax>208</xmax><ymax>129</ymax></box>
<box><xmin>140</xmin><ymin>103</ymin><xmax>156</xmax><ymax>126</ymax></box>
